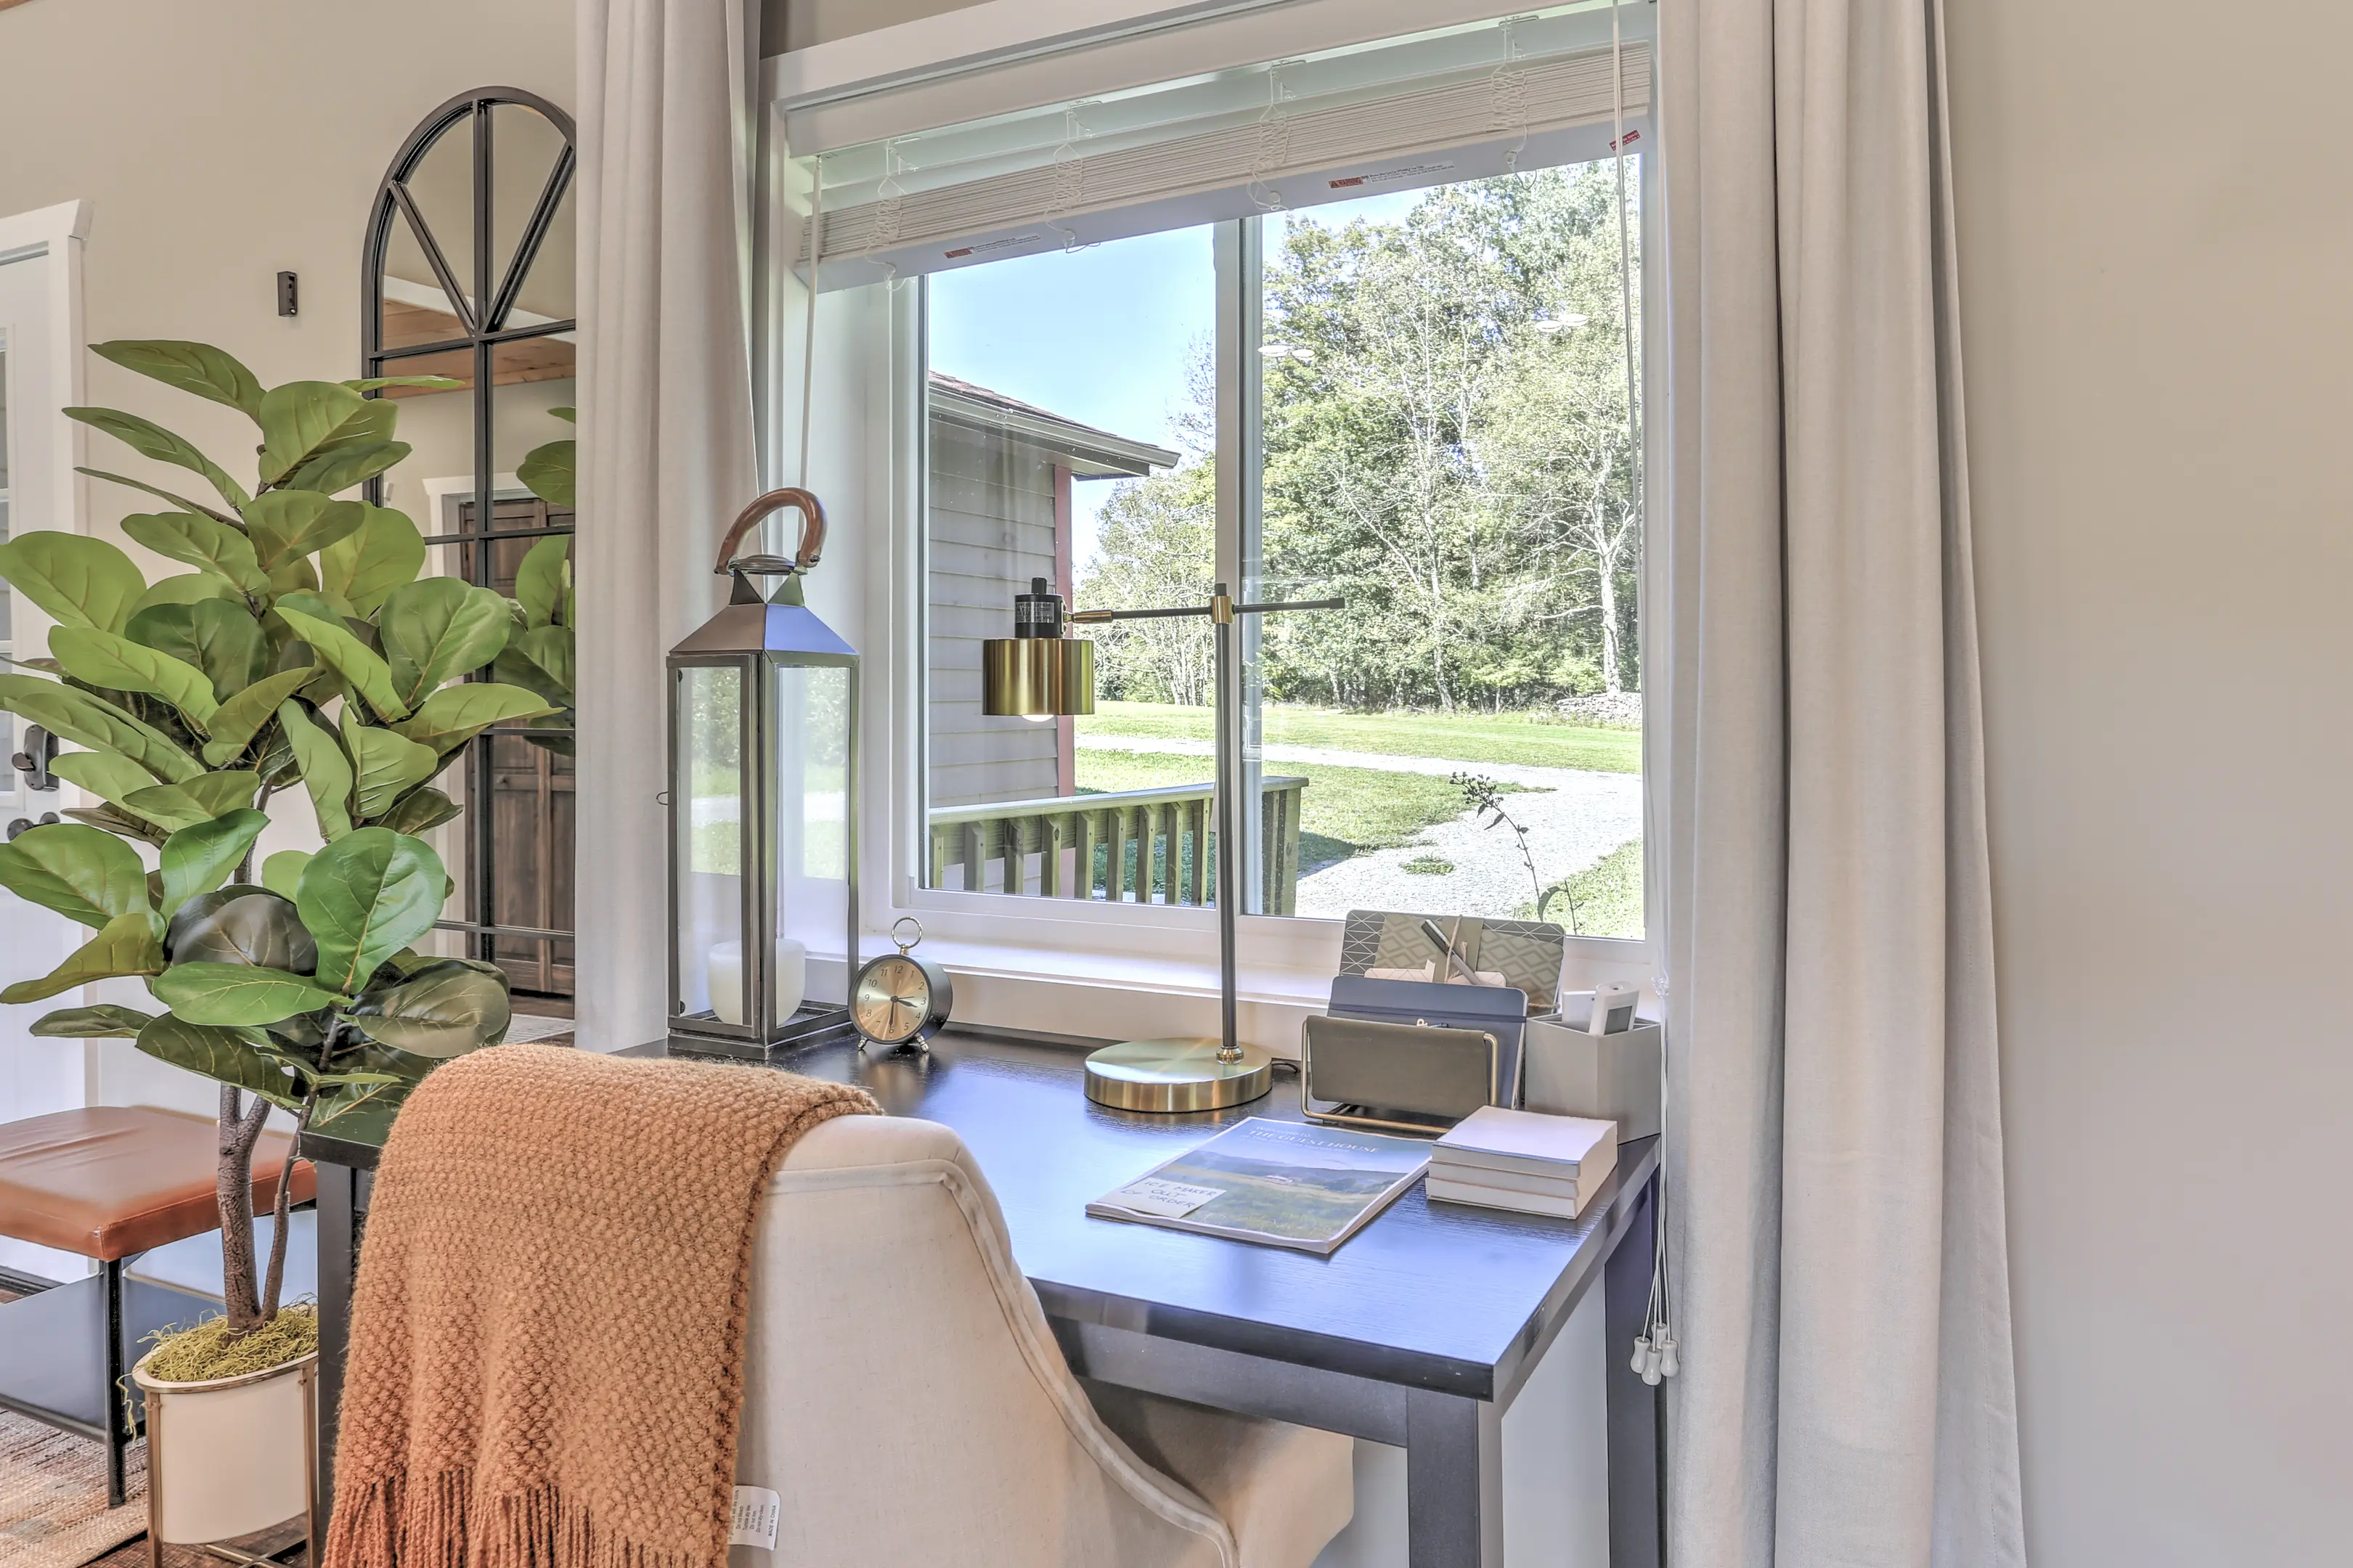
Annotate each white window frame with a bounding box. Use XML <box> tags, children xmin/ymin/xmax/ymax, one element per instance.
<box><xmin>759</xmin><ymin>4</ymin><xmax>1663</xmax><ymax>1036</ymax></box>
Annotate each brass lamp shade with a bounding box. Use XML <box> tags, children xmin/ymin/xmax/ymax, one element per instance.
<box><xmin>981</xmin><ymin>637</ymin><xmax>1096</xmax><ymax>717</ymax></box>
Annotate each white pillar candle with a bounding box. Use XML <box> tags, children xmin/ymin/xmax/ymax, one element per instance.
<box><xmin>706</xmin><ymin>937</ymin><xmax>808</xmax><ymax>1026</ymax></box>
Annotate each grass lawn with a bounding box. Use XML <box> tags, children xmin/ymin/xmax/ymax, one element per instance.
<box><xmin>1525</xmin><ymin>838</ymin><xmax>1644</xmax><ymax>940</ymax></box>
<box><xmin>1078</xmin><ymin>701</ymin><xmax>1641</xmax><ymax>775</ymax></box>
<box><xmin>1074</xmin><ymin>748</ymin><xmax>1513</xmax><ymax>871</ymax></box>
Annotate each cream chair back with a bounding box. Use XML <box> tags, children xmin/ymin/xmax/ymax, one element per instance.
<box><xmin>735</xmin><ymin>1114</ymin><xmax>1240</xmax><ymax>1568</ymax></box>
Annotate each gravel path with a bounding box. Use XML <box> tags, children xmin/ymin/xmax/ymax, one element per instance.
<box><xmin>1073</xmin><ymin>734</ymin><xmax>1643</xmax><ymax>919</ymax></box>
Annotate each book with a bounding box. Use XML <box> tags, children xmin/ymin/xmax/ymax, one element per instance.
<box><xmin>1431</xmin><ymin>1106</ymin><xmax>1618</xmax><ymax>1185</ymax></box>
<box><xmin>1426</xmin><ymin>1173</ymin><xmax>1590</xmax><ymax>1220</ymax></box>
<box><xmin>1088</xmin><ymin>1117</ymin><xmax>1433</xmax><ymax>1255</ymax></box>
<box><xmin>1427</xmin><ymin>1162</ymin><xmax>1592</xmax><ymax>1203</ymax></box>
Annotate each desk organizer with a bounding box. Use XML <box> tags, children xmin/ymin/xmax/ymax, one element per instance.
<box><xmin>1521</xmin><ymin>1013</ymin><xmax>1663</xmax><ymax>1141</ymax></box>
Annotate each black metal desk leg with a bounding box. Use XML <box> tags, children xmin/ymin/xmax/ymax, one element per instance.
<box><xmin>102</xmin><ymin>1257</ymin><xmax>127</xmax><ymax>1508</ymax></box>
<box><xmin>1604</xmin><ymin>1174</ymin><xmax>1664</xmax><ymax>1568</ymax></box>
<box><xmin>1404</xmin><ymin>1387</ymin><xmax>1503</xmax><ymax>1567</ymax></box>
<box><xmin>314</xmin><ymin>1162</ymin><xmax>355</xmax><ymax>1505</ymax></box>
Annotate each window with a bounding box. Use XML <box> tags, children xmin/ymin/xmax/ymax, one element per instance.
<box><xmin>800</xmin><ymin>3</ymin><xmax>1653</xmax><ymax>947</ymax></box>
<box><xmin>362</xmin><ymin>90</ymin><xmax>579</xmax><ymax>998</ymax></box>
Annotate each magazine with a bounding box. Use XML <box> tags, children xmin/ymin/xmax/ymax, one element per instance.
<box><xmin>1086</xmin><ymin>1117</ymin><xmax>1432</xmax><ymax>1255</ymax></box>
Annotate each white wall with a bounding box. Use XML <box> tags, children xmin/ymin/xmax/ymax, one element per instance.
<box><xmin>1946</xmin><ymin>2</ymin><xmax>2353</xmax><ymax>1563</ymax></box>
<box><xmin>0</xmin><ymin>0</ymin><xmax>572</xmax><ymax>1118</ymax></box>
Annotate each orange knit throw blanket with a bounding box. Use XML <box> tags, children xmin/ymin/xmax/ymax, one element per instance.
<box><xmin>323</xmin><ymin>1044</ymin><xmax>880</xmax><ymax>1568</ymax></box>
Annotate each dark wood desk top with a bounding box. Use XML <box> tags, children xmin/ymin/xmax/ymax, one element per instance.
<box><xmin>301</xmin><ymin>1029</ymin><xmax>1657</xmax><ymax>1404</ymax></box>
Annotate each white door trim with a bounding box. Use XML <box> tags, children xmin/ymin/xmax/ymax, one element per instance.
<box><xmin>0</xmin><ymin>200</ymin><xmax>93</xmax><ymax>542</ymax></box>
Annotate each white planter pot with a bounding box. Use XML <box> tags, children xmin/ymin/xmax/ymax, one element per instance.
<box><xmin>131</xmin><ymin>1346</ymin><xmax>319</xmax><ymax>1558</ymax></box>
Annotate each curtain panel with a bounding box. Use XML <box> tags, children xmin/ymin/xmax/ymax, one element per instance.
<box><xmin>575</xmin><ymin>0</ymin><xmax>763</xmax><ymax>1051</ymax></box>
<box><xmin>1653</xmin><ymin>1</ymin><xmax>2028</xmax><ymax>1563</ymax></box>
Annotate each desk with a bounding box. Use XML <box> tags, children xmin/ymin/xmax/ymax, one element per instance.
<box><xmin>303</xmin><ymin>1030</ymin><xmax>1663</xmax><ymax>1568</ymax></box>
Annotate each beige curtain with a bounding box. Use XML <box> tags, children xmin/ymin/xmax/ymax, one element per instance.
<box><xmin>1653</xmin><ymin>1</ymin><xmax>2028</xmax><ymax>1563</ymax></box>
<box><xmin>575</xmin><ymin>0</ymin><xmax>762</xmax><ymax>1050</ymax></box>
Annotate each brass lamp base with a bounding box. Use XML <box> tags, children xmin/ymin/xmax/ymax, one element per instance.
<box><xmin>1083</xmin><ymin>1037</ymin><xmax>1274</xmax><ymax>1114</ymax></box>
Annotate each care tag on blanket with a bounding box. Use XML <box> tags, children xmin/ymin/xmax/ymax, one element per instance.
<box><xmin>730</xmin><ymin>1487</ymin><xmax>780</xmax><ymax>1551</ymax></box>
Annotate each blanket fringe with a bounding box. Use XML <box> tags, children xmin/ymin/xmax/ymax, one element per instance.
<box><xmin>327</xmin><ymin>1470</ymin><xmax>722</xmax><ymax>1568</ymax></box>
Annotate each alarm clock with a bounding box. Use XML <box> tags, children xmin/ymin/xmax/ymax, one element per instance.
<box><xmin>851</xmin><ymin>918</ymin><xmax>954</xmax><ymax>1052</ymax></box>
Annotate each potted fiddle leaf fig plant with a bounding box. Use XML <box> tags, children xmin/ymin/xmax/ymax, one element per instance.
<box><xmin>0</xmin><ymin>338</ymin><xmax>555</xmax><ymax>1540</ymax></box>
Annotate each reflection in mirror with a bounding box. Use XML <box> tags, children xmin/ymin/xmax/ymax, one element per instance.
<box><xmin>398</xmin><ymin>120</ymin><xmax>476</xmax><ymax>317</ymax></box>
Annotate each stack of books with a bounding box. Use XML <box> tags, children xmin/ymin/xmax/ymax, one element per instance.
<box><xmin>1426</xmin><ymin>1106</ymin><xmax>1619</xmax><ymax>1218</ymax></box>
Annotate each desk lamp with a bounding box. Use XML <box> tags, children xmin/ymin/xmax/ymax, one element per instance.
<box><xmin>984</xmin><ymin>581</ymin><xmax>1342</xmax><ymax>1111</ymax></box>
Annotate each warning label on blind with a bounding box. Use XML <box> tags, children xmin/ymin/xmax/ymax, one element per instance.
<box><xmin>944</xmin><ymin>234</ymin><xmax>1042</xmax><ymax>260</ymax></box>
<box><xmin>1329</xmin><ymin>162</ymin><xmax>1457</xmax><ymax>190</ymax></box>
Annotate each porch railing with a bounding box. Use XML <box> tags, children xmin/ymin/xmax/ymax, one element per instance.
<box><xmin>929</xmin><ymin>776</ymin><xmax>1309</xmax><ymax>912</ymax></box>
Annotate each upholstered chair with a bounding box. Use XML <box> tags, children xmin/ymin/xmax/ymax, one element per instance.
<box><xmin>737</xmin><ymin>1114</ymin><xmax>1355</xmax><ymax>1568</ymax></box>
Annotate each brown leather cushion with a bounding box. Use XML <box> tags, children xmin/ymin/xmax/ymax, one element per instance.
<box><xmin>0</xmin><ymin>1106</ymin><xmax>314</xmax><ymax>1261</ymax></box>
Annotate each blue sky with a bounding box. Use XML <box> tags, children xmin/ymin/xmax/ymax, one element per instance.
<box><xmin>926</xmin><ymin>191</ymin><xmax>1425</xmax><ymax>571</ymax></box>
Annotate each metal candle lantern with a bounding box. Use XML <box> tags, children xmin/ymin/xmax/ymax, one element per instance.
<box><xmin>667</xmin><ymin>489</ymin><xmax>860</xmax><ymax>1057</ymax></box>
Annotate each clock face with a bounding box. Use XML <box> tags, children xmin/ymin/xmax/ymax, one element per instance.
<box><xmin>852</xmin><ymin>953</ymin><xmax>934</xmax><ymax>1043</ymax></box>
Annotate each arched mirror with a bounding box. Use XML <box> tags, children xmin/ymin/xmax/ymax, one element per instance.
<box><xmin>363</xmin><ymin>89</ymin><xmax>578</xmax><ymax>1008</ymax></box>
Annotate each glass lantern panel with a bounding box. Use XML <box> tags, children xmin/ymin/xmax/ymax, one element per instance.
<box><xmin>675</xmin><ymin>663</ymin><xmax>748</xmax><ymax>1024</ymax></box>
<box><xmin>774</xmin><ymin>661</ymin><xmax>852</xmax><ymax>1015</ymax></box>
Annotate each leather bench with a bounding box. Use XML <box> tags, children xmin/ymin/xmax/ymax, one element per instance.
<box><xmin>0</xmin><ymin>1107</ymin><xmax>311</xmax><ymax>1506</ymax></box>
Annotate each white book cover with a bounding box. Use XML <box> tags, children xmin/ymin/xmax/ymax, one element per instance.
<box><xmin>1426</xmin><ymin>1174</ymin><xmax>1587</xmax><ymax>1220</ymax></box>
<box><xmin>1427</xmin><ymin>1157</ymin><xmax>1594</xmax><ymax>1202</ymax></box>
<box><xmin>1432</xmin><ymin>1106</ymin><xmax>1618</xmax><ymax>1183</ymax></box>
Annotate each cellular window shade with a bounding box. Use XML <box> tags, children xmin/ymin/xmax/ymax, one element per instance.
<box><xmin>798</xmin><ymin>12</ymin><xmax>1651</xmax><ymax>288</ymax></box>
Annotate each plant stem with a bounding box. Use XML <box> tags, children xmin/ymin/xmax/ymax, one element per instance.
<box><xmin>234</xmin><ymin>783</ymin><xmax>276</xmax><ymax>883</ymax></box>
<box><xmin>259</xmin><ymin>1087</ymin><xmax>314</xmax><ymax>1321</ymax></box>
<box><xmin>216</xmin><ymin>1087</ymin><xmax>272</xmax><ymax>1334</ymax></box>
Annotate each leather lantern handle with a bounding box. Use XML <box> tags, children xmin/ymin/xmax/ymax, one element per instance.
<box><xmin>713</xmin><ymin>487</ymin><xmax>826</xmax><ymax>576</ymax></box>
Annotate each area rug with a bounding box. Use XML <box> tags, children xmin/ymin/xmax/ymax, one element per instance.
<box><xmin>502</xmin><ymin>1012</ymin><xmax>575</xmax><ymax>1044</ymax></box>
<box><xmin>0</xmin><ymin>1407</ymin><xmax>146</xmax><ymax>1567</ymax></box>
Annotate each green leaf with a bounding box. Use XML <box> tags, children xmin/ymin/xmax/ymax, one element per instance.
<box><xmin>260</xmin><ymin>849</ymin><xmax>311</xmax><ymax>901</ymax></box>
<box><xmin>284</xmin><ymin>440</ymin><xmax>408</xmax><ymax>497</ymax></box>
<box><xmin>0</xmin><ymin>910</ymin><xmax>165</xmax><ymax>1003</ymax></box>
<box><xmin>49</xmin><ymin>749</ymin><xmax>170</xmax><ymax>820</ymax></box>
<box><xmin>343</xmin><ymin>712</ymin><xmax>438</xmax><ymax>820</ymax></box>
<box><xmin>152</xmin><ymin>962</ymin><xmax>343</xmax><ymax>1025</ymax></box>
<box><xmin>515</xmin><ymin>436</ymin><xmax>575</xmax><ymax>509</ymax></box>
<box><xmin>77</xmin><ymin>467</ymin><xmax>243</xmax><ymax>527</ymax></box>
<box><xmin>390</xmin><ymin>682</ymin><xmax>557</xmax><ymax>754</ymax></box>
<box><xmin>380</xmin><ymin>578</ymin><xmax>510</xmax><ymax>705</ymax></box>
<box><xmin>549</xmin><ymin>407</ymin><xmax>574</xmax><ymax>423</ymax></box>
<box><xmin>0</xmin><ymin>675</ymin><xmax>203</xmax><ymax>781</ymax></box>
<box><xmin>91</xmin><ymin>340</ymin><xmax>265</xmax><ymax>419</ymax></box>
<box><xmin>350</xmin><ymin>957</ymin><xmax>511</xmax><ymax>1057</ymax></box>
<box><xmin>256</xmin><ymin>380</ymin><xmax>368</xmax><ymax>485</ymax></box>
<box><xmin>271</xmin><ymin>605</ymin><xmax>407</xmax><ymax>720</ymax></box>
<box><xmin>0</xmin><ymin>822</ymin><xmax>148</xmax><ymax>926</ymax></box>
<box><xmin>516</xmin><ymin>625</ymin><xmax>575</xmax><ymax>695</ymax></box>
<box><xmin>133</xmin><ymin>1014</ymin><xmax>299</xmax><ymax>1109</ymax></box>
<box><xmin>492</xmin><ymin>642</ymin><xmax>570</xmax><ymax>708</ymax></box>
<box><xmin>342</xmin><ymin>376</ymin><xmax>465</xmax><ymax>393</ymax></box>
<box><xmin>277</xmin><ymin>701</ymin><xmax>356</xmax><ymax>840</ymax></box>
<box><xmin>49</xmin><ymin>626</ymin><xmax>220</xmax><ymax>729</ymax></box>
<box><xmin>122</xmin><ymin>772</ymin><xmax>261</xmax><ymax>832</ymax></box>
<box><xmin>120</xmin><ymin>510</ymin><xmax>268</xmax><ymax>593</ymax></box>
<box><xmin>318</xmin><ymin>505</ymin><xmax>425</xmax><ymax>616</ymax></box>
<box><xmin>123</xmin><ymin>599</ymin><xmax>269</xmax><ymax>701</ymax></box>
<box><xmin>132</xmin><ymin>573</ymin><xmax>242</xmax><ymax>618</ymax></box>
<box><xmin>63</xmin><ymin>407</ymin><xmax>250</xmax><ymax>506</ymax></box>
<box><xmin>298</xmin><ymin>827</ymin><xmax>447</xmax><ymax>993</ymax></box>
<box><xmin>166</xmin><ymin>886</ymin><xmax>316</xmax><ymax>973</ymax></box>
<box><xmin>199</xmin><ymin>664</ymin><xmax>317</xmax><ymax>766</ymax></box>
<box><xmin>266</xmin><ymin>555</ymin><xmax>321</xmax><ymax>598</ymax></box>
<box><xmin>30</xmin><ymin>1003</ymin><xmax>158</xmax><ymax>1039</ymax></box>
<box><xmin>378</xmin><ymin>786</ymin><xmax>460</xmax><ymax>834</ymax></box>
<box><xmin>61</xmin><ymin>803</ymin><xmax>168</xmax><ymax>848</ymax></box>
<box><xmin>156</xmin><ymin>808</ymin><xmax>269</xmax><ymax>920</ymax></box>
<box><xmin>513</xmin><ymin>534</ymin><xmax>571</xmax><ymax>628</ymax></box>
<box><xmin>0</xmin><ymin>531</ymin><xmax>147</xmax><ymax>632</ymax></box>
<box><xmin>242</xmin><ymin>491</ymin><xmax>364</xmax><ymax>572</ymax></box>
